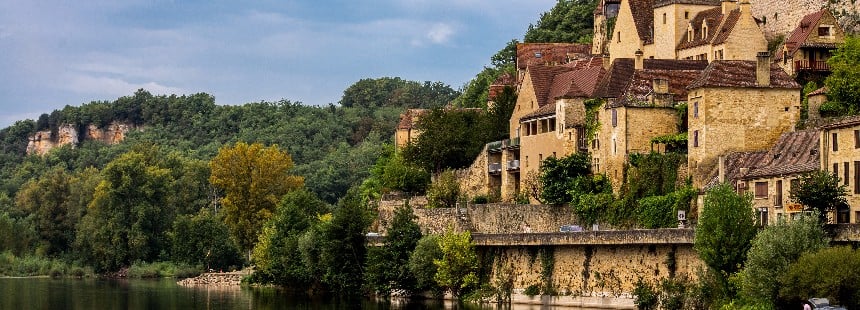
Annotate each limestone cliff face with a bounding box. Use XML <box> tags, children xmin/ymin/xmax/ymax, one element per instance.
<box><xmin>26</xmin><ymin>121</ymin><xmax>135</xmax><ymax>156</ymax></box>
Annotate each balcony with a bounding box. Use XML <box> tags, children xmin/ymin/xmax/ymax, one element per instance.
<box><xmin>487</xmin><ymin>140</ymin><xmax>504</xmax><ymax>153</ymax></box>
<box><xmin>506</xmin><ymin>160</ymin><xmax>520</xmax><ymax>172</ymax></box>
<box><xmin>795</xmin><ymin>60</ymin><xmax>829</xmax><ymax>71</ymax></box>
<box><xmin>488</xmin><ymin>162</ymin><xmax>502</xmax><ymax>175</ymax></box>
<box><xmin>506</xmin><ymin>137</ymin><xmax>520</xmax><ymax>150</ymax></box>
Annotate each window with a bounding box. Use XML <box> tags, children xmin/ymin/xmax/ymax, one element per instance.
<box><xmin>833</xmin><ymin>132</ymin><xmax>839</xmax><ymax>151</ymax></box>
<box><xmin>855</xmin><ymin>161</ymin><xmax>860</xmax><ymax>194</ymax></box>
<box><xmin>775</xmin><ymin>180</ymin><xmax>783</xmax><ymax>207</ymax></box>
<box><xmin>757</xmin><ymin>208</ymin><xmax>769</xmax><ymax>226</ymax></box>
<box><xmin>684</xmin><ymin>11</ymin><xmax>689</xmax><ymax>19</ymax></box>
<box><xmin>663</xmin><ymin>13</ymin><xmax>666</xmax><ymax>24</ymax></box>
<box><xmin>617</xmin><ymin>32</ymin><xmax>621</xmax><ymax>42</ymax></box>
<box><xmin>702</xmin><ymin>26</ymin><xmax>707</xmax><ymax>40</ymax></box>
<box><xmin>693</xmin><ymin>102</ymin><xmax>699</xmax><ymax>118</ymax></box>
<box><xmin>845</xmin><ymin>162</ymin><xmax>850</xmax><ymax>186</ymax></box>
<box><xmin>854</xmin><ymin>130</ymin><xmax>859</xmax><ymax>148</ymax></box>
<box><xmin>552</xmin><ymin>152</ymin><xmax>556</xmax><ymax>158</ymax></box>
<box><xmin>755</xmin><ymin>182</ymin><xmax>768</xmax><ymax>199</ymax></box>
<box><xmin>693</xmin><ymin>130</ymin><xmax>699</xmax><ymax>147</ymax></box>
<box><xmin>688</xmin><ymin>29</ymin><xmax>693</xmax><ymax>42</ymax></box>
<box><xmin>818</xmin><ymin>26</ymin><xmax>831</xmax><ymax>37</ymax></box>
<box><xmin>611</xmin><ymin>109</ymin><xmax>617</xmax><ymax>127</ymax></box>
<box><xmin>613</xmin><ymin>138</ymin><xmax>617</xmax><ymax>154</ymax></box>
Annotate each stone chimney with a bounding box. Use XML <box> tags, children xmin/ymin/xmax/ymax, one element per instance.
<box><xmin>652</xmin><ymin>78</ymin><xmax>669</xmax><ymax>94</ymax></box>
<box><xmin>634</xmin><ymin>49</ymin><xmax>644</xmax><ymax>70</ymax></box>
<box><xmin>603</xmin><ymin>55</ymin><xmax>612</xmax><ymax>70</ymax></box>
<box><xmin>739</xmin><ymin>0</ymin><xmax>751</xmax><ymax>18</ymax></box>
<box><xmin>756</xmin><ymin>51</ymin><xmax>771</xmax><ymax>86</ymax></box>
<box><xmin>721</xmin><ymin>0</ymin><xmax>736</xmax><ymax>15</ymax></box>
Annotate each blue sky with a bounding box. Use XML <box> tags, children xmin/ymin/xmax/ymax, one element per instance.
<box><xmin>0</xmin><ymin>0</ymin><xmax>556</xmax><ymax>127</ymax></box>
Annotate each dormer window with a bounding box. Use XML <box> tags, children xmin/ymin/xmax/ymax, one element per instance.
<box><xmin>818</xmin><ymin>26</ymin><xmax>832</xmax><ymax>37</ymax></box>
<box><xmin>702</xmin><ymin>25</ymin><xmax>708</xmax><ymax>40</ymax></box>
<box><xmin>688</xmin><ymin>28</ymin><xmax>693</xmax><ymax>42</ymax></box>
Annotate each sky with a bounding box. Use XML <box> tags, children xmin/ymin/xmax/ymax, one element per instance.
<box><xmin>0</xmin><ymin>0</ymin><xmax>557</xmax><ymax>128</ymax></box>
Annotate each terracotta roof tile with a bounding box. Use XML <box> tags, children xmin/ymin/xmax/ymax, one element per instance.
<box><xmin>526</xmin><ymin>65</ymin><xmax>576</xmax><ymax>108</ymax></box>
<box><xmin>612</xmin><ymin>69</ymin><xmax>706</xmax><ymax>107</ymax></box>
<box><xmin>595</xmin><ymin>59</ymin><xmax>708</xmax><ymax>104</ymax></box>
<box><xmin>819</xmin><ymin>114</ymin><xmax>860</xmax><ymax>130</ymax></box>
<box><xmin>744</xmin><ymin>130</ymin><xmax>820</xmax><ymax>179</ymax></box>
<box><xmin>520</xmin><ymin>102</ymin><xmax>558</xmax><ymax>122</ymax></box>
<box><xmin>630</xmin><ymin>0</ymin><xmax>656</xmax><ymax>44</ymax></box>
<box><xmin>783</xmin><ymin>10</ymin><xmax>828</xmax><ymax>60</ymax></box>
<box><xmin>676</xmin><ymin>8</ymin><xmax>741</xmax><ymax>50</ymax></box>
<box><xmin>704</xmin><ymin>150</ymin><xmax>769</xmax><ymax>189</ymax></box>
<box><xmin>711</xmin><ymin>9</ymin><xmax>740</xmax><ymax>45</ymax></box>
<box><xmin>517</xmin><ymin>43</ymin><xmax>592</xmax><ymax>70</ymax></box>
<box><xmin>397</xmin><ymin>109</ymin><xmax>429</xmax><ymax>130</ymax></box>
<box><xmin>687</xmin><ymin>60</ymin><xmax>801</xmax><ymax>89</ymax></box>
<box><xmin>808</xmin><ymin>86</ymin><xmax>827</xmax><ymax>96</ymax></box>
<box><xmin>488</xmin><ymin>72</ymin><xmax>517</xmax><ymax>101</ymax></box>
<box><xmin>654</xmin><ymin>0</ymin><xmax>720</xmax><ymax>7</ymax></box>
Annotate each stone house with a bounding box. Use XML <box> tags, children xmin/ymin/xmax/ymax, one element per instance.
<box><xmin>774</xmin><ymin>9</ymin><xmax>846</xmax><ymax>78</ymax></box>
<box><xmin>394</xmin><ymin>109</ymin><xmax>429</xmax><ymax>149</ymax></box>
<box><xmin>591</xmin><ymin>56</ymin><xmax>708</xmax><ymax>189</ymax></box>
<box><xmin>516</xmin><ymin>43</ymin><xmax>593</xmax><ymax>82</ymax></box>
<box><xmin>819</xmin><ymin>115</ymin><xmax>860</xmax><ymax>224</ymax></box>
<box><xmin>592</xmin><ymin>0</ymin><xmax>621</xmax><ymax>55</ymax></box>
<box><xmin>675</xmin><ymin>0</ymin><xmax>768</xmax><ymax>61</ymax></box>
<box><xmin>687</xmin><ymin>53</ymin><xmax>802</xmax><ymax>189</ymax></box>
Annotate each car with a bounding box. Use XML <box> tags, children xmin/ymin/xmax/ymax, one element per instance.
<box><xmin>559</xmin><ymin>225</ymin><xmax>583</xmax><ymax>232</ymax></box>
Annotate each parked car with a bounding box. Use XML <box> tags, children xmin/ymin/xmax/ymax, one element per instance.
<box><xmin>559</xmin><ymin>225</ymin><xmax>583</xmax><ymax>232</ymax></box>
<box><xmin>807</xmin><ymin>298</ymin><xmax>846</xmax><ymax>310</ymax></box>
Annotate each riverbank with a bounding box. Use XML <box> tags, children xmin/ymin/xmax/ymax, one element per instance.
<box><xmin>177</xmin><ymin>270</ymin><xmax>250</xmax><ymax>287</ymax></box>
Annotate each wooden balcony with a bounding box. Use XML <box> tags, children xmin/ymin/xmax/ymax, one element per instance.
<box><xmin>795</xmin><ymin>60</ymin><xmax>829</xmax><ymax>71</ymax></box>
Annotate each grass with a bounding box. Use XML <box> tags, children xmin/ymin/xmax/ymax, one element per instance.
<box><xmin>0</xmin><ymin>251</ymin><xmax>95</xmax><ymax>278</ymax></box>
<box><xmin>126</xmin><ymin>261</ymin><xmax>203</xmax><ymax>279</ymax></box>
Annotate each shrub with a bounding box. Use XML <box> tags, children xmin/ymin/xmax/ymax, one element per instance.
<box><xmin>779</xmin><ymin>246</ymin><xmax>860</xmax><ymax>308</ymax></box>
<box><xmin>523</xmin><ymin>284</ymin><xmax>541</xmax><ymax>297</ymax></box>
<box><xmin>427</xmin><ymin>170</ymin><xmax>461</xmax><ymax>208</ymax></box>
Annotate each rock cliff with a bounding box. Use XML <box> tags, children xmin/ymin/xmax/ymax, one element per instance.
<box><xmin>26</xmin><ymin>121</ymin><xmax>135</xmax><ymax>156</ymax></box>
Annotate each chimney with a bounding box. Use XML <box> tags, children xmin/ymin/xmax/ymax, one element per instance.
<box><xmin>756</xmin><ymin>51</ymin><xmax>771</xmax><ymax>86</ymax></box>
<box><xmin>634</xmin><ymin>49</ymin><xmax>644</xmax><ymax>70</ymax></box>
<box><xmin>721</xmin><ymin>0</ymin><xmax>735</xmax><ymax>15</ymax></box>
<box><xmin>603</xmin><ymin>55</ymin><xmax>612</xmax><ymax>70</ymax></box>
<box><xmin>739</xmin><ymin>0</ymin><xmax>751</xmax><ymax>18</ymax></box>
<box><xmin>652</xmin><ymin>79</ymin><xmax>669</xmax><ymax>94</ymax></box>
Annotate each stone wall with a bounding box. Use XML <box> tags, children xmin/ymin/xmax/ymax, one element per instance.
<box><xmin>457</xmin><ymin>145</ymin><xmax>492</xmax><ymax>200</ymax></box>
<box><xmin>483</xmin><ymin>241</ymin><xmax>701</xmax><ymax>298</ymax></box>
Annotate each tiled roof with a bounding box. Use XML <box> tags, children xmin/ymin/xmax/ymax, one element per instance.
<box><xmin>517</xmin><ymin>43</ymin><xmax>592</xmax><ymax>70</ymax></box>
<box><xmin>819</xmin><ymin>115</ymin><xmax>860</xmax><ymax>130</ymax></box>
<box><xmin>783</xmin><ymin>9</ymin><xmax>828</xmax><ymax>60</ymax></box>
<box><xmin>611</xmin><ymin>69</ymin><xmax>707</xmax><ymax>107</ymax></box>
<box><xmin>630</xmin><ymin>0</ymin><xmax>656</xmax><ymax>44</ymax></box>
<box><xmin>488</xmin><ymin>72</ymin><xmax>517</xmax><ymax>101</ymax></box>
<box><xmin>676</xmin><ymin>8</ymin><xmax>740</xmax><ymax>50</ymax></box>
<box><xmin>521</xmin><ymin>102</ymin><xmax>558</xmax><ymax>122</ymax></box>
<box><xmin>808</xmin><ymin>86</ymin><xmax>827</xmax><ymax>96</ymax></box>
<box><xmin>396</xmin><ymin>109</ymin><xmax>429</xmax><ymax>130</ymax></box>
<box><xmin>654</xmin><ymin>0</ymin><xmax>720</xmax><ymax>7</ymax></box>
<box><xmin>595</xmin><ymin>58</ymin><xmax>708</xmax><ymax>103</ymax></box>
<box><xmin>743</xmin><ymin>130</ymin><xmax>820</xmax><ymax>179</ymax></box>
<box><xmin>686</xmin><ymin>60</ymin><xmax>801</xmax><ymax>89</ymax></box>
<box><xmin>705</xmin><ymin>130</ymin><xmax>820</xmax><ymax>188</ymax></box>
<box><xmin>526</xmin><ymin>65</ymin><xmax>576</xmax><ymax>108</ymax></box>
<box><xmin>563</xmin><ymin>56</ymin><xmax>605</xmax><ymax>70</ymax></box>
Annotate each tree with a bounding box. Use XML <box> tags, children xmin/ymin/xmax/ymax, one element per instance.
<box><xmin>779</xmin><ymin>246</ymin><xmax>860</xmax><ymax>308</ymax></box>
<box><xmin>171</xmin><ymin>210</ymin><xmax>242</xmax><ymax>271</ymax></box>
<box><xmin>75</xmin><ymin>151</ymin><xmax>172</xmax><ymax>271</ymax></box>
<box><xmin>252</xmin><ymin>189</ymin><xmax>327</xmax><ymax>285</ymax></box>
<box><xmin>524</xmin><ymin>0</ymin><xmax>598</xmax><ymax>43</ymax></box>
<box><xmin>824</xmin><ymin>36</ymin><xmax>860</xmax><ymax>115</ymax></box>
<box><xmin>409</xmin><ymin>234</ymin><xmax>443</xmax><ymax>294</ymax></box>
<box><xmin>694</xmin><ymin>183</ymin><xmax>757</xmax><ymax>299</ymax></box>
<box><xmin>320</xmin><ymin>189</ymin><xmax>369</xmax><ymax>296</ymax></box>
<box><xmin>427</xmin><ymin>170</ymin><xmax>461</xmax><ymax>209</ymax></box>
<box><xmin>434</xmin><ymin>229</ymin><xmax>479</xmax><ymax>298</ymax></box>
<box><xmin>739</xmin><ymin>213</ymin><xmax>829</xmax><ymax>308</ymax></box>
<box><xmin>364</xmin><ymin>202</ymin><xmax>423</xmax><ymax>295</ymax></box>
<box><xmin>402</xmin><ymin>108</ymin><xmax>491</xmax><ymax>173</ymax></box>
<box><xmin>209</xmin><ymin>142</ymin><xmax>304</xmax><ymax>259</ymax></box>
<box><xmin>14</xmin><ymin>167</ymin><xmax>76</xmax><ymax>256</ymax></box>
<box><xmin>380</xmin><ymin>152</ymin><xmax>430</xmax><ymax>194</ymax></box>
<box><xmin>539</xmin><ymin>153</ymin><xmax>592</xmax><ymax>204</ymax></box>
<box><xmin>487</xmin><ymin>85</ymin><xmax>517</xmax><ymax>141</ymax></box>
<box><xmin>790</xmin><ymin>170</ymin><xmax>848</xmax><ymax>223</ymax></box>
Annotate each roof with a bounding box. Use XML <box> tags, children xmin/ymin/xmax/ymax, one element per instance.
<box><xmin>686</xmin><ymin>60</ymin><xmax>801</xmax><ymax>89</ymax></box>
<box><xmin>610</xmin><ymin>69</ymin><xmax>707</xmax><ymax>107</ymax></box>
<box><xmin>654</xmin><ymin>0</ymin><xmax>720</xmax><ymax>7</ymax></box>
<box><xmin>519</xmin><ymin>65</ymin><xmax>607</xmax><ymax>122</ymax></box>
<box><xmin>820</xmin><ymin>115</ymin><xmax>860</xmax><ymax>130</ymax></box>
<box><xmin>705</xmin><ymin>130</ymin><xmax>820</xmax><ymax>187</ymax></box>
<box><xmin>595</xmin><ymin>58</ymin><xmax>708</xmax><ymax>102</ymax></box>
<box><xmin>630</xmin><ymin>0</ymin><xmax>656</xmax><ymax>44</ymax></box>
<box><xmin>676</xmin><ymin>8</ymin><xmax>740</xmax><ymax>50</ymax></box>
<box><xmin>521</xmin><ymin>102</ymin><xmax>558</xmax><ymax>122</ymax></box>
<box><xmin>488</xmin><ymin>72</ymin><xmax>517</xmax><ymax>101</ymax></box>
<box><xmin>525</xmin><ymin>65</ymin><xmax>577</xmax><ymax>109</ymax></box>
<box><xmin>396</xmin><ymin>109</ymin><xmax>429</xmax><ymax>130</ymax></box>
<box><xmin>808</xmin><ymin>86</ymin><xmax>827</xmax><ymax>96</ymax></box>
<box><xmin>516</xmin><ymin>43</ymin><xmax>592</xmax><ymax>70</ymax></box>
<box><xmin>782</xmin><ymin>9</ymin><xmax>829</xmax><ymax>60</ymax></box>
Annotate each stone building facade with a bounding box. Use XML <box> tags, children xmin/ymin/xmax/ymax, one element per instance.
<box><xmin>775</xmin><ymin>9</ymin><xmax>846</xmax><ymax>77</ymax></box>
<box><xmin>819</xmin><ymin>116</ymin><xmax>860</xmax><ymax>224</ymax></box>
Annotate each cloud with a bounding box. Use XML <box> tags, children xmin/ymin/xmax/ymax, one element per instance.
<box><xmin>426</xmin><ymin>23</ymin><xmax>455</xmax><ymax>44</ymax></box>
<box><xmin>63</xmin><ymin>74</ymin><xmax>183</xmax><ymax>97</ymax></box>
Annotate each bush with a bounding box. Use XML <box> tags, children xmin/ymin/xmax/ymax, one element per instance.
<box><xmin>471</xmin><ymin>195</ymin><xmax>489</xmax><ymax>204</ymax></box>
<box><xmin>523</xmin><ymin>284</ymin><xmax>541</xmax><ymax>297</ymax></box>
<box><xmin>633</xmin><ymin>279</ymin><xmax>658</xmax><ymax>310</ymax></box>
<box><xmin>779</xmin><ymin>246</ymin><xmax>860</xmax><ymax>308</ymax></box>
<box><xmin>427</xmin><ymin>170</ymin><xmax>461</xmax><ymax>208</ymax></box>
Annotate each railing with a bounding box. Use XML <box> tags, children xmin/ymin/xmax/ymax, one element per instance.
<box><xmin>488</xmin><ymin>162</ymin><xmax>502</xmax><ymax>174</ymax></box>
<box><xmin>795</xmin><ymin>60</ymin><xmax>829</xmax><ymax>71</ymax></box>
<box><xmin>487</xmin><ymin>141</ymin><xmax>503</xmax><ymax>152</ymax></box>
<box><xmin>507</xmin><ymin>137</ymin><xmax>520</xmax><ymax>149</ymax></box>
<box><xmin>506</xmin><ymin>160</ymin><xmax>520</xmax><ymax>171</ymax></box>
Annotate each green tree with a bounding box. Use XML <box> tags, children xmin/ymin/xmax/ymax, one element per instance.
<box><xmin>252</xmin><ymin>189</ymin><xmax>327</xmax><ymax>286</ymax></box>
<box><xmin>824</xmin><ymin>36</ymin><xmax>860</xmax><ymax>115</ymax></box>
<box><xmin>779</xmin><ymin>246</ymin><xmax>860</xmax><ymax>308</ymax></box>
<box><xmin>170</xmin><ymin>210</ymin><xmax>242</xmax><ymax>271</ymax></box>
<box><xmin>739</xmin><ymin>213</ymin><xmax>828</xmax><ymax>308</ymax></box>
<box><xmin>434</xmin><ymin>229</ymin><xmax>478</xmax><ymax>298</ymax></box>
<box><xmin>524</xmin><ymin>0</ymin><xmax>598</xmax><ymax>43</ymax></box>
<box><xmin>75</xmin><ymin>151</ymin><xmax>172</xmax><ymax>271</ymax></box>
<box><xmin>320</xmin><ymin>189</ymin><xmax>369</xmax><ymax>296</ymax></box>
<box><xmin>364</xmin><ymin>202</ymin><xmax>423</xmax><ymax>295</ymax></box>
<box><xmin>540</xmin><ymin>153</ymin><xmax>591</xmax><ymax>205</ymax></box>
<box><xmin>694</xmin><ymin>183</ymin><xmax>757</xmax><ymax>299</ymax></box>
<box><xmin>381</xmin><ymin>152</ymin><xmax>430</xmax><ymax>194</ymax></box>
<box><xmin>402</xmin><ymin>108</ymin><xmax>491</xmax><ymax>173</ymax></box>
<box><xmin>409</xmin><ymin>234</ymin><xmax>443</xmax><ymax>294</ymax></box>
<box><xmin>427</xmin><ymin>170</ymin><xmax>461</xmax><ymax>209</ymax></box>
<box><xmin>790</xmin><ymin>170</ymin><xmax>848</xmax><ymax>223</ymax></box>
<box><xmin>14</xmin><ymin>167</ymin><xmax>77</xmax><ymax>256</ymax></box>
<box><xmin>209</xmin><ymin>142</ymin><xmax>304</xmax><ymax>259</ymax></box>
<box><xmin>487</xmin><ymin>85</ymin><xmax>517</xmax><ymax>141</ymax></box>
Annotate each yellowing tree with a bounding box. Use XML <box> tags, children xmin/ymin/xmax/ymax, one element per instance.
<box><xmin>210</xmin><ymin>142</ymin><xmax>304</xmax><ymax>259</ymax></box>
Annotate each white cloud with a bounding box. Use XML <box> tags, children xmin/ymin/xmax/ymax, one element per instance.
<box><xmin>63</xmin><ymin>74</ymin><xmax>183</xmax><ymax>97</ymax></box>
<box><xmin>426</xmin><ymin>23</ymin><xmax>454</xmax><ymax>44</ymax></box>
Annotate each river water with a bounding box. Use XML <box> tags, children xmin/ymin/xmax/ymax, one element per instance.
<box><xmin>0</xmin><ymin>277</ymin><xmax>459</xmax><ymax>309</ymax></box>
